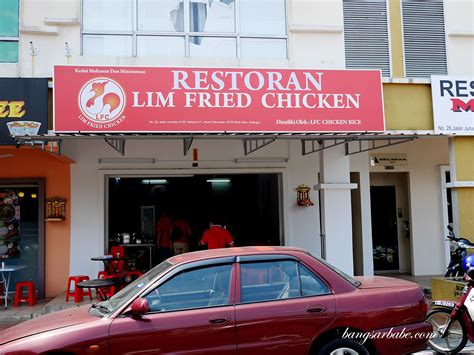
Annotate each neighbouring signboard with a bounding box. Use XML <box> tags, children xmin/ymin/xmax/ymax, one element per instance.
<box><xmin>431</xmin><ymin>76</ymin><xmax>474</xmax><ymax>136</ymax></box>
<box><xmin>0</xmin><ymin>78</ymin><xmax>49</xmax><ymax>144</ymax></box>
<box><xmin>370</xmin><ymin>153</ymin><xmax>407</xmax><ymax>167</ymax></box>
<box><xmin>53</xmin><ymin>66</ymin><xmax>385</xmax><ymax>133</ymax></box>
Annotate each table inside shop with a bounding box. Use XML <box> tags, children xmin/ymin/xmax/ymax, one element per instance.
<box><xmin>91</xmin><ymin>255</ymin><xmax>130</xmax><ymax>275</ymax></box>
<box><xmin>77</xmin><ymin>278</ymin><xmax>122</xmax><ymax>301</ymax></box>
<box><xmin>0</xmin><ymin>264</ymin><xmax>26</xmax><ymax>308</ymax></box>
<box><xmin>119</xmin><ymin>244</ymin><xmax>155</xmax><ymax>270</ymax></box>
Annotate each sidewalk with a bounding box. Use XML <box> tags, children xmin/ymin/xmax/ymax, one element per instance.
<box><xmin>0</xmin><ymin>292</ymin><xmax>93</xmax><ymax>329</ymax></box>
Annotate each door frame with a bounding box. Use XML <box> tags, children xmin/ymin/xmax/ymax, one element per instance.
<box><xmin>440</xmin><ymin>165</ymin><xmax>454</xmax><ymax>269</ymax></box>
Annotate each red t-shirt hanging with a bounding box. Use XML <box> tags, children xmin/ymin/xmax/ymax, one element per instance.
<box><xmin>201</xmin><ymin>225</ymin><xmax>233</xmax><ymax>249</ymax></box>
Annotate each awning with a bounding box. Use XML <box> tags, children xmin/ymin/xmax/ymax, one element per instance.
<box><xmin>13</xmin><ymin>130</ymin><xmax>449</xmax><ymax>157</ymax></box>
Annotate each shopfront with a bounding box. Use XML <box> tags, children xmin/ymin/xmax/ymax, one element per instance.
<box><xmin>50</xmin><ymin>64</ymin><xmax>386</xmax><ymax>277</ymax></box>
<box><xmin>0</xmin><ymin>78</ymin><xmax>62</xmax><ymax>298</ymax></box>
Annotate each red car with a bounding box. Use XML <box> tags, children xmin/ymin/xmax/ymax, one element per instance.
<box><xmin>0</xmin><ymin>247</ymin><xmax>431</xmax><ymax>354</ymax></box>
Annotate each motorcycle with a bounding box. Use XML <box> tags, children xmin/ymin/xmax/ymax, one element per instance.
<box><xmin>445</xmin><ymin>225</ymin><xmax>474</xmax><ymax>277</ymax></box>
<box><xmin>427</xmin><ymin>269</ymin><xmax>474</xmax><ymax>353</ymax></box>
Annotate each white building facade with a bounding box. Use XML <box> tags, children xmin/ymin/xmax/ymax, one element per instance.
<box><xmin>1</xmin><ymin>0</ymin><xmax>473</xmax><ymax>297</ymax></box>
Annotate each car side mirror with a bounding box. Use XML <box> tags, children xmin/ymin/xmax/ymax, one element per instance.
<box><xmin>130</xmin><ymin>297</ymin><xmax>150</xmax><ymax>316</ymax></box>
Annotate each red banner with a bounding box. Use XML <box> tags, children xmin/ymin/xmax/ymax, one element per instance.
<box><xmin>53</xmin><ymin>65</ymin><xmax>384</xmax><ymax>133</ymax></box>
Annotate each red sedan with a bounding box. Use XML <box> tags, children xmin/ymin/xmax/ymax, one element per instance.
<box><xmin>0</xmin><ymin>247</ymin><xmax>431</xmax><ymax>354</ymax></box>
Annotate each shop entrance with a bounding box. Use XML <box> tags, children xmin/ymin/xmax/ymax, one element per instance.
<box><xmin>0</xmin><ymin>179</ymin><xmax>44</xmax><ymax>298</ymax></box>
<box><xmin>370</xmin><ymin>186</ymin><xmax>399</xmax><ymax>271</ymax></box>
<box><xmin>370</xmin><ymin>172</ymin><xmax>412</xmax><ymax>273</ymax></box>
<box><xmin>107</xmin><ymin>174</ymin><xmax>281</xmax><ymax>266</ymax></box>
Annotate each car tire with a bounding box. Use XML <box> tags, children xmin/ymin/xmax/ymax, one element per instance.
<box><xmin>318</xmin><ymin>339</ymin><xmax>369</xmax><ymax>355</ymax></box>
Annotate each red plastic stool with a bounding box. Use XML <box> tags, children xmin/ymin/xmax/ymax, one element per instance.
<box><xmin>66</xmin><ymin>275</ymin><xmax>92</xmax><ymax>303</ymax></box>
<box><xmin>13</xmin><ymin>281</ymin><xmax>37</xmax><ymax>307</ymax></box>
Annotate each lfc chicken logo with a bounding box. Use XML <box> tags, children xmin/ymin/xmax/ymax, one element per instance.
<box><xmin>78</xmin><ymin>78</ymin><xmax>126</xmax><ymax>124</ymax></box>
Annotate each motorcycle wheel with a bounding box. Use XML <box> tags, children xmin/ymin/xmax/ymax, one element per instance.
<box><xmin>426</xmin><ymin>308</ymin><xmax>467</xmax><ymax>354</ymax></box>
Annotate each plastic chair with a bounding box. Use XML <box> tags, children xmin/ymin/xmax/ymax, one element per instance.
<box><xmin>100</xmin><ymin>274</ymin><xmax>121</xmax><ymax>298</ymax></box>
<box><xmin>66</xmin><ymin>275</ymin><xmax>92</xmax><ymax>303</ymax></box>
<box><xmin>13</xmin><ymin>281</ymin><xmax>37</xmax><ymax>307</ymax></box>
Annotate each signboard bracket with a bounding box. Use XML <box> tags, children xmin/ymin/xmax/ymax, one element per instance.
<box><xmin>104</xmin><ymin>138</ymin><xmax>125</xmax><ymax>156</ymax></box>
<box><xmin>183</xmin><ymin>137</ymin><xmax>193</xmax><ymax>156</ymax></box>
<box><xmin>345</xmin><ymin>137</ymin><xmax>416</xmax><ymax>155</ymax></box>
<box><xmin>302</xmin><ymin>139</ymin><xmax>348</xmax><ymax>156</ymax></box>
<box><xmin>243</xmin><ymin>138</ymin><xmax>276</xmax><ymax>156</ymax></box>
<box><xmin>14</xmin><ymin>137</ymin><xmax>62</xmax><ymax>155</ymax></box>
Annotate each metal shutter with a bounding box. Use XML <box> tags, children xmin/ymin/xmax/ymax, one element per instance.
<box><xmin>343</xmin><ymin>0</ymin><xmax>391</xmax><ymax>77</ymax></box>
<box><xmin>402</xmin><ymin>0</ymin><xmax>447</xmax><ymax>78</ymax></box>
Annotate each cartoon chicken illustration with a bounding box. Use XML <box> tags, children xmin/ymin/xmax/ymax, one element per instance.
<box><xmin>85</xmin><ymin>81</ymin><xmax>121</xmax><ymax>120</ymax></box>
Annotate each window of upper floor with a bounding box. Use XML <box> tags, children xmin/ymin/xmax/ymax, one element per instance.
<box><xmin>343</xmin><ymin>0</ymin><xmax>447</xmax><ymax>79</ymax></box>
<box><xmin>0</xmin><ymin>0</ymin><xmax>19</xmax><ymax>63</ymax></box>
<box><xmin>81</xmin><ymin>0</ymin><xmax>288</xmax><ymax>59</ymax></box>
<box><xmin>401</xmin><ymin>0</ymin><xmax>447</xmax><ymax>78</ymax></box>
<box><xmin>343</xmin><ymin>0</ymin><xmax>391</xmax><ymax>77</ymax></box>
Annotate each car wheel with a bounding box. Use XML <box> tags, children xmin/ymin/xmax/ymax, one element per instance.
<box><xmin>426</xmin><ymin>308</ymin><xmax>467</xmax><ymax>354</ymax></box>
<box><xmin>319</xmin><ymin>339</ymin><xmax>369</xmax><ymax>355</ymax></box>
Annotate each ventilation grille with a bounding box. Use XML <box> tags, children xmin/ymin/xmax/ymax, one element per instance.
<box><xmin>402</xmin><ymin>0</ymin><xmax>447</xmax><ymax>78</ymax></box>
<box><xmin>343</xmin><ymin>0</ymin><xmax>390</xmax><ymax>77</ymax></box>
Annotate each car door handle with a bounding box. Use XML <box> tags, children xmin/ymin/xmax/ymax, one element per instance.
<box><xmin>306</xmin><ymin>305</ymin><xmax>326</xmax><ymax>313</ymax></box>
<box><xmin>209</xmin><ymin>316</ymin><xmax>230</xmax><ymax>324</ymax></box>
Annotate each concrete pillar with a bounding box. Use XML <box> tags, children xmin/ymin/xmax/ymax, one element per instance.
<box><xmin>316</xmin><ymin>143</ymin><xmax>357</xmax><ymax>275</ymax></box>
<box><xmin>449</xmin><ymin>137</ymin><xmax>474</xmax><ymax>240</ymax></box>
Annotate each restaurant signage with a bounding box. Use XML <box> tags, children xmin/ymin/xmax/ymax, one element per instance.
<box><xmin>431</xmin><ymin>76</ymin><xmax>474</xmax><ymax>136</ymax></box>
<box><xmin>54</xmin><ymin>66</ymin><xmax>385</xmax><ymax>133</ymax></box>
<box><xmin>0</xmin><ymin>78</ymin><xmax>49</xmax><ymax>144</ymax></box>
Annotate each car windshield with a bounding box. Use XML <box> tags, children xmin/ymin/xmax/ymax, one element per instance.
<box><xmin>91</xmin><ymin>261</ymin><xmax>173</xmax><ymax>315</ymax></box>
<box><xmin>309</xmin><ymin>253</ymin><xmax>361</xmax><ymax>288</ymax></box>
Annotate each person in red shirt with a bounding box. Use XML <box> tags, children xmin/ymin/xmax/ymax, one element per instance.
<box><xmin>156</xmin><ymin>212</ymin><xmax>174</xmax><ymax>260</ymax></box>
<box><xmin>200</xmin><ymin>220</ymin><xmax>234</xmax><ymax>249</ymax></box>
<box><xmin>172</xmin><ymin>218</ymin><xmax>192</xmax><ymax>255</ymax></box>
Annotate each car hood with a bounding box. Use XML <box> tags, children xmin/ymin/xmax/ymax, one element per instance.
<box><xmin>0</xmin><ymin>305</ymin><xmax>100</xmax><ymax>345</ymax></box>
<box><xmin>355</xmin><ymin>276</ymin><xmax>419</xmax><ymax>289</ymax></box>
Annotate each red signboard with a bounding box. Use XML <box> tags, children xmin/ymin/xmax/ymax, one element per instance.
<box><xmin>53</xmin><ymin>65</ymin><xmax>385</xmax><ymax>133</ymax></box>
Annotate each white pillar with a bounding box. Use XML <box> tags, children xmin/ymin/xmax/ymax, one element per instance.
<box><xmin>316</xmin><ymin>144</ymin><xmax>357</xmax><ymax>275</ymax></box>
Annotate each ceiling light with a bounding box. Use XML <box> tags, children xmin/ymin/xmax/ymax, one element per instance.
<box><xmin>142</xmin><ymin>179</ymin><xmax>168</xmax><ymax>184</ymax></box>
<box><xmin>206</xmin><ymin>179</ymin><xmax>231</xmax><ymax>183</ymax></box>
<box><xmin>98</xmin><ymin>158</ymin><xmax>155</xmax><ymax>164</ymax></box>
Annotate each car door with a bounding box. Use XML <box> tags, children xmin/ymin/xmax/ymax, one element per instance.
<box><xmin>235</xmin><ymin>258</ymin><xmax>336</xmax><ymax>354</ymax></box>
<box><xmin>108</xmin><ymin>263</ymin><xmax>237</xmax><ymax>354</ymax></box>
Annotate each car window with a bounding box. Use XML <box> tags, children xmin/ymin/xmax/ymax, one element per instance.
<box><xmin>145</xmin><ymin>264</ymin><xmax>232</xmax><ymax>312</ymax></box>
<box><xmin>240</xmin><ymin>260</ymin><xmax>329</xmax><ymax>303</ymax></box>
<box><xmin>298</xmin><ymin>263</ymin><xmax>330</xmax><ymax>296</ymax></box>
<box><xmin>105</xmin><ymin>261</ymin><xmax>173</xmax><ymax>313</ymax></box>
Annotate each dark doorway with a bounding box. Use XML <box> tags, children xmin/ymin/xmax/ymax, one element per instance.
<box><xmin>108</xmin><ymin>174</ymin><xmax>281</xmax><ymax>260</ymax></box>
<box><xmin>370</xmin><ymin>186</ymin><xmax>399</xmax><ymax>271</ymax></box>
<box><xmin>0</xmin><ymin>179</ymin><xmax>45</xmax><ymax>298</ymax></box>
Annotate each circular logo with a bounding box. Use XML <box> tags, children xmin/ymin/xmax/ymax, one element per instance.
<box><xmin>78</xmin><ymin>77</ymin><xmax>126</xmax><ymax>124</ymax></box>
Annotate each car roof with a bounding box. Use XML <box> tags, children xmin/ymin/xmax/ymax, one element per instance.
<box><xmin>167</xmin><ymin>246</ymin><xmax>309</xmax><ymax>265</ymax></box>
